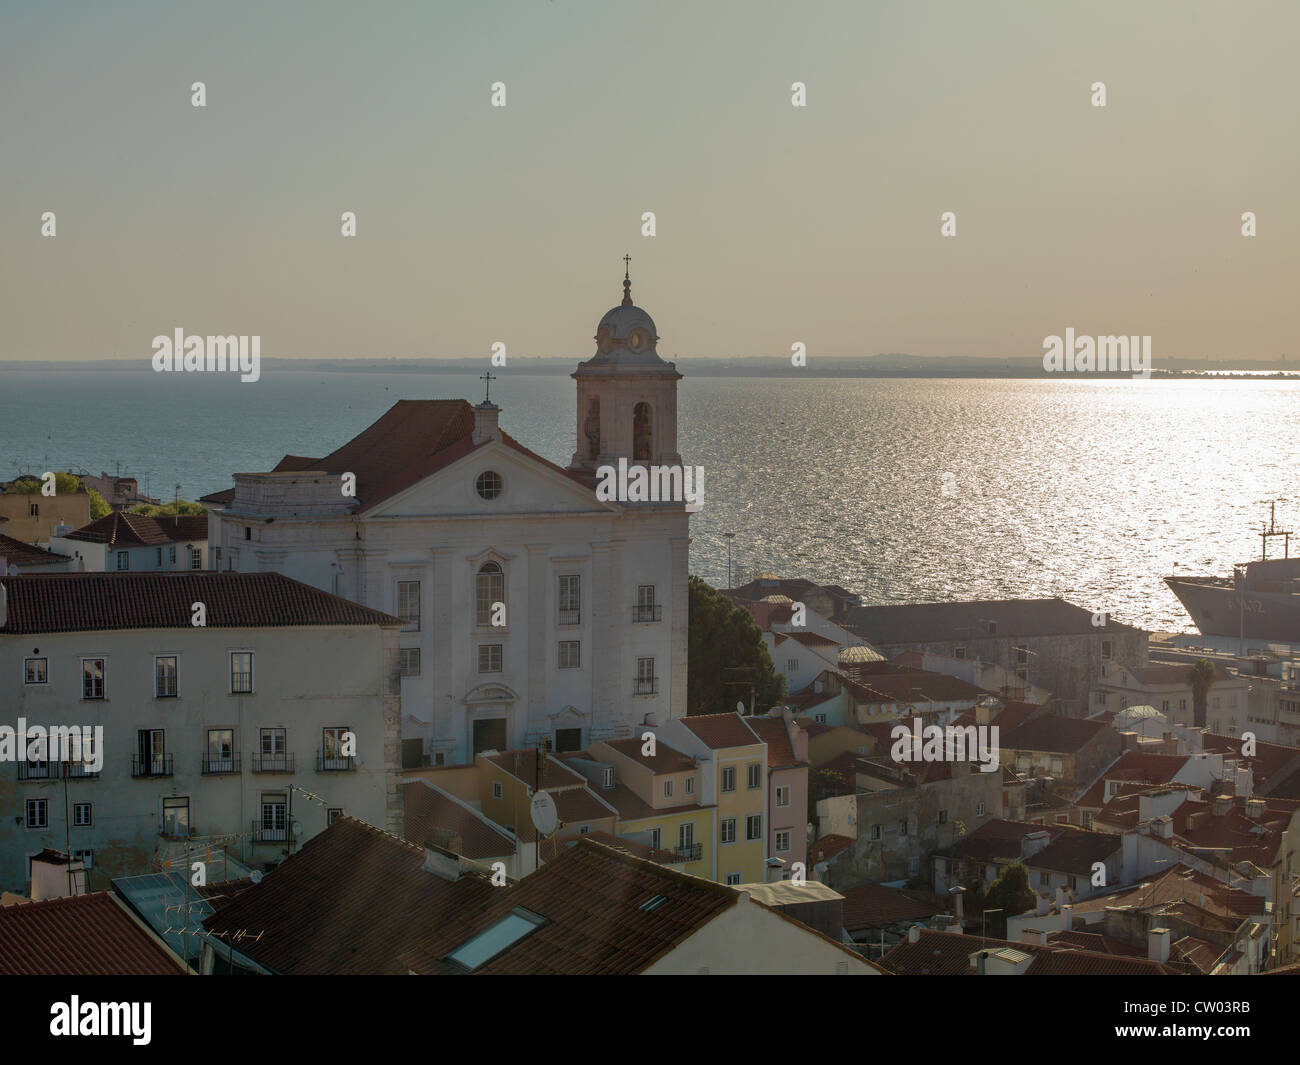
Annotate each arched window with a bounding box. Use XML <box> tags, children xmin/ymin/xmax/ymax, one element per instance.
<box><xmin>584</xmin><ymin>397</ymin><xmax>600</xmax><ymax>460</ymax></box>
<box><xmin>476</xmin><ymin>562</ymin><xmax>504</xmax><ymax>626</ymax></box>
<box><xmin>633</xmin><ymin>402</ymin><xmax>652</xmax><ymax>461</ymax></box>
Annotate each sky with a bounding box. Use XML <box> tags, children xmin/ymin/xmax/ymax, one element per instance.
<box><xmin>1</xmin><ymin>0</ymin><xmax>1296</xmax><ymax>362</ymax></box>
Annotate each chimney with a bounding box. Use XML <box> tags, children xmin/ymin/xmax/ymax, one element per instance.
<box><xmin>1147</xmin><ymin>927</ymin><xmax>1171</xmax><ymax>964</ymax></box>
<box><xmin>1036</xmin><ymin>894</ymin><xmax>1051</xmax><ymax>916</ymax></box>
<box><xmin>950</xmin><ymin>885</ymin><xmax>966</xmax><ymax>926</ymax></box>
<box><xmin>1212</xmin><ymin>794</ymin><xmax>1232</xmax><ymax>817</ymax></box>
<box><xmin>1152</xmin><ymin>815</ymin><xmax>1173</xmax><ymax>839</ymax></box>
<box><xmin>472</xmin><ymin>401</ymin><xmax>501</xmax><ymax>445</ymax></box>
<box><xmin>1060</xmin><ymin>904</ymin><xmax>1073</xmax><ymax>930</ymax></box>
<box><xmin>1246</xmin><ymin>799</ymin><xmax>1266</xmax><ymax>820</ymax></box>
<box><xmin>1055</xmin><ymin>886</ymin><xmax>1068</xmax><ymax>910</ymax></box>
<box><xmin>422</xmin><ymin>841</ymin><xmax>467</xmax><ymax>881</ymax></box>
<box><xmin>907</xmin><ymin>924</ymin><xmax>922</xmax><ymax>944</ymax></box>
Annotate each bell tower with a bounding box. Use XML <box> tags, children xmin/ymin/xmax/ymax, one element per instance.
<box><xmin>568</xmin><ymin>258</ymin><xmax>683</xmax><ymax>473</ymax></box>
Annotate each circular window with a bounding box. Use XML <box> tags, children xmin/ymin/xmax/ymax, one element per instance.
<box><xmin>475</xmin><ymin>470</ymin><xmax>503</xmax><ymax>500</ymax></box>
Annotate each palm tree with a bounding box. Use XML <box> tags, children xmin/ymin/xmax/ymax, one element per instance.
<box><xmin>1187</xmin><ymin>658</ymin><xmax>1216</xmax><ymax>729</ymax></box>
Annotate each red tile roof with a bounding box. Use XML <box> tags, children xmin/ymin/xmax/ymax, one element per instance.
<box><xmin>571</xmin><ymin>831</ymin><xmax>694</xmax><ymax>866</ymax></box>
<box><xmin>0</xmin><ymin>572</ymin><xmax>401</xmax><ymax>633</ymax></box>
<box><xmin>0</xmin><ymin>533</ymin><xmax>69</xmax><ymax>567</ymax></box>
<box><xmin>549</xmin><ymin>787</ymin><xmax>618</xmax><ymax>825</ymax></box>
<box><xmin>1202</xmin><ymin>732</ymin><xmax>1300</xmax><ymax>791</ymax></box>
<box><xmin>840</xmin><ymin>881</ymin><xmax>941</xmax><ymax>932</ymax></box>
<box><xmin>808</xmin><ymin>834</ymin><xmax>855</xmax><ymax>865</ymax></box>
<box><xmin>203</xmin><ymin>818</ymin><xmax>498</xmax><ymax>974</ymax></box>
<box><xmin>747</xmin><ymin>716</ymin><xmax>804</xmax><ymax>768</ymax></box>
<box><xmin>1001</xmin><ymin>715</ymin><xmax>1111</xmax><ymax>754</ymax></box>
<box><xmin>0</xmin><ymin>892</ymin><xmax>188</xmax><ymax>975</ymax></box>
<box><xmin>60</xmin><ymin>511</ymin><xmax>208</xmax><ymax>545</ymax></box>
<box><xmin>483</xmin><ymin>749</ymin><xmax>586</xmax><ymax>789</ymax></box>
<box><xmin>880</xmin><ymin>928</ymin><xmax>1181</xmax><ymax>975</ymax></box>
<box><xmin>680</xmin><ymin>712</ymin><xmax>762</xmax><ymax>750</ymax></box>
<box><xmin>601</xmin><ymin>736</ymin><xmax>697</xmax><ymax>774</ymax></box>
<box><xmin>1075</xmin><ymin>752</ymin><xmax>1190</xmax><ymax>808</ymax></box>
<box><xmin>403</xmin><ymin>779</ymin><xmax>516</xmax><ymax>860</ymax></box>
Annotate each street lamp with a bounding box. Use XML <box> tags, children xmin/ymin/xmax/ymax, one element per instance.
<box><xmin>724</xmin><ymin>532</ymin><xmax>736</xmax><ymax>589</ymax></box>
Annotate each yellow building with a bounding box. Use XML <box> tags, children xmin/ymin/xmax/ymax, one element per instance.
<box><xmin>0</xmin><ymin>490</ymin><xmax>90</xmax><ymax>544</ymax></box>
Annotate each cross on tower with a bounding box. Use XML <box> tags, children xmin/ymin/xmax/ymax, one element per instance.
<box><xmin>623</xmin><ymin>253</ymin><xmax>631</xmax><ymax>279</ymax></box>
<box><xmin>480</xmin><ymin>371</ymin><xmax>496</xmax><ymax>404</ymax></box>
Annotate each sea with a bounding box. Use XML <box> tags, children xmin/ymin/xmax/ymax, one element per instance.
<box><xmin>3</xmin><ymin>368</ymin><xmax>1298</xmax><ymax>634</ymax></box>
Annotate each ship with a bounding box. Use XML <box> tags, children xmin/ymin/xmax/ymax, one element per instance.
<box><xmin>1165</xmin><ymin>503</ymin><xmax>1300</xmax><ymax>642</ymax></box>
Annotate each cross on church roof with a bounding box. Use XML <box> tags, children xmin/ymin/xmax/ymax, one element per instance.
<box><xmin>479</xmin><ymin>371</ymin><xmax>496</xmax><ymax>404</ymax></box>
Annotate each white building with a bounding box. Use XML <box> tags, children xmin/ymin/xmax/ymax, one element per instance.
<box><xmin>0</xmin><ymin>571</ymin><xmax>402</xmax><ymax>891</ymax></box>
<box><xmin>203</xmin><ymin>269</ymin><xmax>690</xmax><ymax>764</ymax></box>
<box><xmin>49</xmin><ymin>512</ymin><xmax>210</xmax><ymax>573</ymax></box>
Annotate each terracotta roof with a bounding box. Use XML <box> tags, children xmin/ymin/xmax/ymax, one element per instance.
<box><xmin>0</xmin><ymin>533</ymin><xmax>69</xmax><ymax>567</ymax></box>
<box><xmin>1202</xmin><ymin>732</ymin><xmax>1300</xmax><ymax>791</ymax></box>
<box><xmin>784</xmin><ymin>631</ymin><xmax>839</xmax><ymax>648</ymax></box>
<box><xmin>843</xmin><ymin>597</ymin><xmax>1140</xmax><ymax>642</ymax></box>
<box><xmin>808</xmin><ymin>834</ymin><xmax>855</xmax><ymax>865</ymax></box>
<box><xmin>0</xmin><ymin>892</ymin><xmax>187</xmax><ymax>975</ymax></box>
<box><xmin>483</xmin><ymin>750</ymin><xmax>586</xmax><ymax>789</ymax></box>
<box><xmin>193</xmin><ymin>879</ymin><xmax>254</xmax><ymax>909</ymax></box>
<box><xmin>1045</xmin><ymin>930</ymin><xmax>1145</xmax><ymax>956</ymax></box>
<box><xmin>880</xmin><ymin>928</ymin><xmax>1180</xmax><ymax>975</ymax></box>
<box><xmin>0</xmin><ymin>572</ymin><xmax>401</xmax><ymax>633</ymax></box>
<box><xmin>198</xmin><ymin>487</ymin><xmax>235</xmax><ymax>505</ymax></box>
<box><xmin>549</xmin><ymin>786</ymin><xmax>618</xmax><ymax>825</ymax></box>
<box><xmin>1001</xmin><ymin>715</ymin><xmax>1110</xmax><ymax>754</ymax></box>
<box><xmin>202</xmin><ymin>817</ymin><xmax>498</xmax><ymax>974</ymax></box>
<box><xmin>840</xmin><ymin>882</ymin><xmax>940</xmax><ymax>932</ymax></box>
<box><xmin>747</xmin><ymin>717</ymin><xmax>804</xmax><ymax>768</ymax></box>
<box><xmin>403</xmin><ymin>779</ymin><xmax>516</xmax><ymax>860</ymax></box>
<box><xmin>586</xmin><ymin>777</ymin><xmax>708</xmax><ymax>822</ymax></box>
<box><xmin>59</xmin><ymin>511</ymin><xmax>208</xmax><ymax>545</ymax></box>
<box><xmin>679</xmin><ymin>712</ymin><xmax>762</xmax><ymax>750</ymax></box>
<box><xmin>1028</xmin><ymin>828</ymin><xmax>1122</xmax><ymax>876</ymax></box>
<box><xmin>933</xmin><ymin>819</ymin><xmax>1056</xmax><ymax>863</ymax></box>
<box><xmin>845</xmin><ymin>669</ymin><xmax>986</xmax><ymax>704</ymax></box>
<box><xmin>1070</xmin><ymin>864</ymin><xmax>1266</xmax><ymax>920</ymax></box>
<box><xmin>575</xmin><ymin>831</ymin><xmax>695</xmax><ymax>866</ymax></box>
<box><xmin>1075</xmin><ymin>752</ymin><xmax>1190</xmax><ymax>808</ymax></box>
<box><xmin>601</xmin><ymin>736</ymin><xmax>697</xmax><ymax>774</ymax></box>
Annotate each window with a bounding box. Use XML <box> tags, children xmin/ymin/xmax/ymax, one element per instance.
<box><xmin>898</xmin><ymin>819</ymin><xmax>909</xmax><ymax>836</ymax></box>
<box><xmin>73</xmin><ymin>848</ymin><xmax>94</xmax><ymax>869</ymax></box>
<box><xmin>156</xmin><ymin>547</ymin><xmax>163</xmax><ymax>566</ymax></box>
<box><xmin>163</xmin><ymin>796</ymin><xmax>189</xmax><ymax>837</ymax></box>
<box><xmin>954</xmin><ymin>647</ymin><xmax>967</xmax><ymax>660</ymax></box>
<box><xmin>1039</xmin><ymin>871</ymin><xmax>1051</xmax><ymax>888</ymax></box>
<box><xmin>648</xmin><ymin>828</ymin><xmax>662</xmax><ymax>850</ymax></box>
<box><xmin>976</xmin><ymin>801</ymin><xmax>986</xmax><ymax>816</ymax></box>
<box><xmin>475</xmin><ymin>470</ymin><xmax>503</xmax><ymax>500</ymax></box>
<box><xmin>1101</xmin><ymin>640</ymin><xmax>1113</xmax><ymax>660</ymax></box>
<box><xmin>1094</xmin><ymin>692</ymin><xmax>1107</xmax><ymax>706</ymax></box>
<box><xmin>745</xmin><ymin>814</ymin><xmax>762</xmax><ymax>841</ymax></box>
<box><xmin>244</xmin><ymin>526</ymin><xmax>252</xmax><ymax>540</ymax></box>
<box><xmin>190</xmin><ymin>547</ymin><xmax>203</xmax><ymax>570</ymax></box>
<box><xmin>206</xmin><ymin>729</ymin><xmax>235</xmax><ymax>773</ymax></box>
<box><xmin>747</xmin><ymin>763</ymin><xmax>761</xmax><ymax>789</ymax></box>
<box><xmin>399</xmin><ymin>648</ymin><xmax>422</xmax><ymax>677</ymax></box>
<box><xmin>138</xmin><ymin>730</ymin><xmax>166</xmax><ymax>775</ymax></box>
<box><xmin>555</xmin><ymin>727</ymin><xmax>582</xmax><ymax>753</ymax></box>
<box><xmin>987</xmin><ymin>620</ymin><xmax>997</xmax><ymax>635</ymax></box>
<box><xmin>558</xmin><ymin>641</ymin><xmax>580</xmax><ymax>669</ymax></box>
<box><xmin>558</xmin><ymin>575</ymin><xmax>581</xmax><ymax>625</ymax></box>
<box><xmin>814</xmin><ymin>713</ymin><xmax>827</xmax><ymax>724</ymax></box>
<box><xmin>775</xmin><ymin>785</ymin><xmax>790</xmax><ymax>807</ymax></box>
<box><xmin>1179</xmin><ymin>698</ymin><xmax>1187</xmax><ymax>711</ymax></box>
<box><xmin>260</xmin><ymin>794</ymin><xmax>287</xmax><ymax>840</ymax></box>
<box><xmin>73</xmin><ymin>802</ymin><xmax>92</xmax><ymax>827</ymax></box>
<box><xmin>938</xmin><ymin>809</ymin><xmax>948</xmax><ymax>825</ymax></box>
<box><xmin>26</xmin><ymin>798</ymin><xmax>48</xmax><ymax>828</ymax></box>
<box><xmin>492</xmin><ymin>782</ymin><xmax>504</xmax><ymax>799</ymax></box>
<box><xmin>601</xmin><ymin>767</ymin><xmax>614</xmax><ymax>789</ymax></box>
<box><xmin>635</xmin><ymin>584</ymin><xmax>658</xmax><ymax>622</ymax></box>
<box><xmin>720</xmin><ymin>818</ymin><xmax>737</xmax><ymax>844</ymax></box>
<box><xmin>1161</xmin><ymin>699</ymin><xmax>1170</xmax><ymax>712</ymax></box>
<box><xmin>1015</xmin><ymin>645</ymin><xmax>1028</xmax><ymax>666</ymax></box>
<box><xmin>259</xmin><ymin>728</ymin><xmax>287</xmax><ymax>770</ymax></box>
<box><xmin>82</xmin><ymin>658</ymin><xmax>105</xmax><ymax>699</ymax></box>
<box><xmin>725</xmin><ymin>872</ymin><xmax>742</xmax><ymax>886</ymax></box>
<box><xmin>155</xmin><ymin>655</ymin><xmax>178</xmax><ymax>698</ymax></box>
<box><xmin>116</xmin><ymin>551</ymin><xmax>129</xmax><ymax>570</ymax></box>
<box><xmin>169</xmin><ymin>545</ymin><xmax>177</xmax><ymax>564</ymax></box>
<box><xmin>677</xmin><ymin>823</ymin><xmax>694</xmax><ymax>850</ymax></box>
<box><xmin>871</xmin><ymin>824</ymin><xmax>882</xmax><ymax>841</ymax></box>
<box><xmin>775</xmin><ymin>829</ymin><xmax>791</xmax><ymax>852</ymax></box>
<box><xmin>635</xmin><ymin>657</ymin><xmax>656</xmax><ymax>694</ymax></box>
<box><xmin>328</xmin><ymin>808</ymin><xmax>344</xmax><ymax>825</ymax></box>
<box><xmin>786</xmin><ymin>658</ymin><xmax>799</xmax><ymax>673</ymax></box>
<box><xmin>685</xmin><ymin>776</ymin><xmax>694</xmax><ymax>795</ymax></box>
<box><xmin>397</xmin><ymin>581</ymin><xmax>421</xmax><ymax>632</ymax></box>
<box><xmin>446</xmin><ymin>908</ymin><xmax>546</xmax><ymax>972</ymax></box>
<box><xmin>478</xmin><ymin>644</ymin><xmax>503</xmax><ymax>673</ymax></box>
<box><xmin>28</xmin><ymin>501</ymin><xmax>38</xmax><ymax>517</ymax></box>
<box><xmin>578</xmin><ymin>824</ymin><xmax>590</xmax><ymax>835</ymax></box>
<box><xmin>476</xmin><ymin>562</ymin><xmax>504</xmax><ymax>625</ymax></box>
<box><xmin>721</xmin><ymin>766</ymin><xmax>736</xmax><ymax>793</ymax></box>
<box><xmin>663</xmin><ymin>779</ymin><xmax>673</xmax><ymax>798</ymax></box>
<box><xmin>24</xmin><ymin>657</ymin><xmax>47</xmax><ymax>685</ymax></box>
<box><xmin>230</xmin><ymin>651</ymin><xmax>253</xmax><ymax>694</ymax></box>
<box><xmin>322</xmin><ymin>727</ymin><xmax>351</xmax><ymax>770</ymax></box>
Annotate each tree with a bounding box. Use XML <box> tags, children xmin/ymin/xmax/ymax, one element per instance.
<box><xmin>687</xmin><ymin>575</ymin><xmax>786</xmax><ymax>715</ymax></box>
<box><xmin>131</xmin><ymin>500</ymin><xmax>206</xmax><ymax>517</ymax></box>
<box><xmin>9</xmin><ymin>472</ymin><xmax>83</xmax><ymax>495</ymax></box>
<box><xmin>982</xmin><ymin>863</ymin><xmax>1035</xmax><ymax>938</ymax></box>
<box><xmin>1187</xmin><ymin>658</ymin><xmax>1216</xmax><ymax>729</ymax></box>
<box><xmin>87</xmin><ymin>488</ymin><xmax>111</xmax><ymax>520</ymax></box>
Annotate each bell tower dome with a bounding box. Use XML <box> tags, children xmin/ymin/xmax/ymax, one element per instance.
<box><xmin>568</xmin><ymin>258</ymin><xmax>683</xmax><ymax>473</ymax></box>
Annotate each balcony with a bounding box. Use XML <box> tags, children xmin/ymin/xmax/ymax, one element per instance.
<box><xmin>558</xmin><ymin>609</ymin><xmax>581</xmax><ymax>626</ymax></box>
<box><xmin>251</xmin><ymin>752</ymin><xmax>295</xmax><ymax>774</ymax></box>
<box><xmin>634</xmin><ymin>676</ymin><xmax>658</xmax><ymax>696</ymax></box>
<box><xmin>317</xmin><ymin>751</ymin><xmax>356</xmax><ymax>772</ymax></box>
<box><xmin>632</xmin><ymin>604</ymin><xmax>662</xmax><ymax>623</ymax></box>
<box><xmin>250</xmin><ymin>818</ymin><xmax>288</xmax><ymax>843</ymax></box>
<box><xmin>201</xmin><ymin>754</ymin><xmax>241</xmax><ymax>776</ymax></box>
<box><xmin>671</xmin><ymin>843</ymin><xmax>703</xmax><ymax>862</ymax></box>
<box><xmin>132</xmin><ymin>755</ymin><xmax>174</xmax><ymax>778</ymax></box>
<box><xmin>64</xmin><ymin>762</ymin><xmax>100</xmax><ymax>781</ymax></box>
<box><xmin>17</xmin><ymin>761</ymin><xmax>52</xmax><ymax>782</ymax></box>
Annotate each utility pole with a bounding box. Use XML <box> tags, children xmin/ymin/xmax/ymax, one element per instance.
<box><xmin>724</xmin><ymin>532</ymin><xmax>735</xmax><ymax>590</ymax></box>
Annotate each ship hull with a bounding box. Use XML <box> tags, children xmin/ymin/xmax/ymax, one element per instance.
<box><xmin>1165</xmin><ymin>577</ymin><xmax>1300</xmax><ymax>642</ymax></box>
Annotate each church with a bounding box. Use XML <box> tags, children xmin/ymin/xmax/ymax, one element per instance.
<box><xmin>203</xmin><ymin>268</ymin><xmax>690</xmax><ymax>765</ymax></box>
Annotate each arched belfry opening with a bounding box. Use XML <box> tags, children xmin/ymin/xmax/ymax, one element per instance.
<box><xmin>585</xmin><ymin>396</ymin><xmax>601</xmax><ymax>460</ymax></box>
<box><xmin>633</xmin><ymin>402</ymin><xmax>652</xmax><ymax>461</ymax></box>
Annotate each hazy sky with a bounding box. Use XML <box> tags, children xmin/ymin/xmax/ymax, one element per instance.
<box><xmin>1</xmin><ymin>0</ymin><xmax>1296</xmax><ymax>362</ymax></box>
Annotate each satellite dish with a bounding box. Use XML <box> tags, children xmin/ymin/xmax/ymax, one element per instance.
<box><xmin>736</xmin><ymin>701</ymin><xmax>745</xmax><ymax>714</ymax></box>
<box><xmin>530</xmin><ymin>791</ymin><xmax>558</xmax><ymax>836</ymax></box>
<box><xmin>249</xmin><ymin>870</ymin><xmax>263</xmax><ymax>884</ymax></box>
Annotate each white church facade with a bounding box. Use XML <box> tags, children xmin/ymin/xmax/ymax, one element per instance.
<box><xmin>203</xmin><ymin>269</ymin><xmax>690</xmax><ymax>764</ymax></box>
